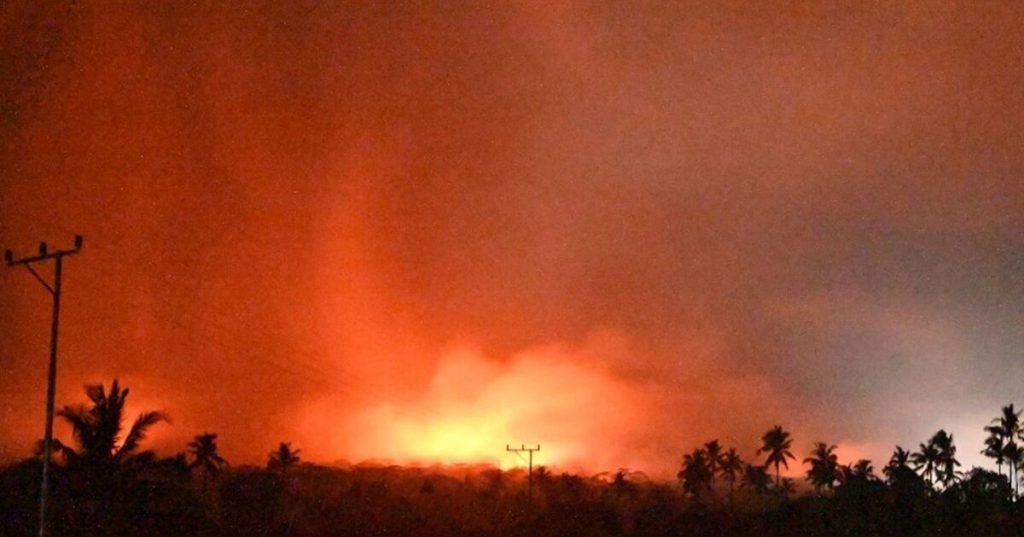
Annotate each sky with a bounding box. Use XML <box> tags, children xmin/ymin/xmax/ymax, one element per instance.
<box><xmin>1</xmin><ymin>2</ymin><xmax>1022</xmax><ymax>478</ymax></box>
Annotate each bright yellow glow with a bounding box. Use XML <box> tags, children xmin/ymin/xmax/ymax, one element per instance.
<box><xmin>393</xmin><ymin>412</ymin><xmax>513</xmax><ymax>467</ymax></box>
<box><xmin>298</xmin><ymin>338</ymin><xmax>648</xmax><ymax>473</ymax></box>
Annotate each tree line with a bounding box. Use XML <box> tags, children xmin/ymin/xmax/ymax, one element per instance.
<box><xmin>677</xmin><ymin>405</ymin><xmax>1024</xmax><ymax>499</ymax></box>
<box><xmin>2</xmin><ymin>379</ymin><xmax>1023</xmax><ymax>536</ymax></box>
<box><xmin>42</xmin><ymin>379</ymin><xmax>302</xmax><ymax>475</ymax></box>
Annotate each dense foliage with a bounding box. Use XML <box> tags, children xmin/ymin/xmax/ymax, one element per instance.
<box><xmin>3</xmin><ymin>459</ymin><xmax>1024</xmax><ymax>537</ymax></box>
<box><xmin>2</xmin><ymin>381</ymin><xmax>1024</xmax><ymax>536</ymax></box>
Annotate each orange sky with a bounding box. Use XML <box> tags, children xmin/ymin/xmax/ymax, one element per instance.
<box><xmin>1</xmin><ymin>2</ymin><xmax>1022</xmax><ymax>478</ymax></box>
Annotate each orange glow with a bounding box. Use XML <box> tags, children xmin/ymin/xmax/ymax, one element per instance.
<box><xmin>386</xmin><ymin>410</ymin><xmax>515</xmax><ymax>467</ymax></box>
<box><xmin>2</xmin><ymin>2</ymin><xmax>1019</xmax><ymax>478</ymax></box>
<box><xmin>297</xmin><ymin>339</ymin><xmax>650</xmax><ymax>472</ymax></box>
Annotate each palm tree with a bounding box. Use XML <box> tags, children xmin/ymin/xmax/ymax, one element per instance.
<box><xmin>988</xmin><ymin>404</ymin><xmax>1021</xmax><ymax>495</ymax></box>
<box><xmin>911</xmin><ymin>439</ymin><xmax>940</xmax><ymax>487</ymax></box>
<box><xmin>187</xmin><ymin>433</ymin><xmax>228</xmax><ymax>479</ymax></box>
<box><xmin>803</xmin><ymin>442</ymin><xmax>840</xmax><ymax>493</ymax></box>
<box><xmin>268</xmin><ymin>442</ymin><xmax>301</xmax><ymax>471</ymax></box>
<box><xmin>678</xmin><ymin>448</ymin><xmax>712</xmax><ymax>496</ymax></box>
<box><xmin>883</xmin><ymin>446</ymin><xmax>914</xmax><ymax>485</ymax></box>
<box><xmin>704</xmin><ymin>440</ymin><xmax>723</xmax><ymax>487</ymax></box>
<box><xmin>50</xmin><ymin>379</ymin><xmax>167</xmax><ymax>467</ymax></box>
<box><xmin>740</xmin><ymin>464</ymin><xmax>771</xmax><ymax>494</ymax></box>
<box><xmin>837</xmin><ymin>459</ymin><xmax>879</xmax><ymax>491</ymax></box>
<box><xmin>757</xmin><ymin>425</ymin><xmax>795</xmax><ymax>488</ymax></box>
<box><xmin>852</xmin><ymin>459</ymin><xmax>876</xmax><ymax>480</ymax></box>
<box><xmin>930</xmin><ymin>430</ymin><xmax>960</xmax><ymax>487</ymax></box>
<box><xmin>1005</xmin><ymin>441</ymin><xmax>1023</xmax><ymax>497</ymax></box>
<box><xmin>993</xmin><ymin>404</ymin><xmax>1022</xmax><ymax>439</ymax></box>
<box><xmin>719</xmin><ymin>448</ymin><xmax>744</xmax><ymax>493</ymax></box>
<box><xmin>986</xmin><ymin>404</ymin><xmax>1022</xmax><ymax>497</ymax></box>
<box><xmin>981</xmin><ymin>432</ymin><xmax>1006</xmax><ymax>478</ymax></box>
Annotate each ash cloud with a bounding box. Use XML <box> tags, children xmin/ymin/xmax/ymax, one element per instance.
<box><xmin>1</xmin><ymin>2</ymin><xmax>1022</xmax><ymax>472</ymax></box>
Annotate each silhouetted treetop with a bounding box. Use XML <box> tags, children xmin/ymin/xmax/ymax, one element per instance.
<box><xmin>50</xmin><ymin>379</ymin><xmax>167</xmax><ymax>467</ymax></box>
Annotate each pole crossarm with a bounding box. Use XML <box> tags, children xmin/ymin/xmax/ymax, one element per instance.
<box><xmin>4</xmin><ymin>235</ymin><xmax>83</xmax><ymax>268</ymax></box>
<box><xmin>6</xmin><ymin>247</ymin><xmax>83</xmax><ymax>266</ymax></box>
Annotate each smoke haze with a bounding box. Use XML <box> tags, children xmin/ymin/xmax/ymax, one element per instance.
<box><xmin>1</xmin><ymin>2</ymin><xmax>1022</xmax><ymax>477</ymax></box>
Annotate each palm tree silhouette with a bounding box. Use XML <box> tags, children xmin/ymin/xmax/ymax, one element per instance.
<box><xmin>883</xmin><ymin>446</ymin><xmax>915</xmax><ymax>485</ymax></box>
<box><xmin>757</xmin><ymin>425</ymin><xmax>795</xmax><ymax>488</ymax></box>
<box><xmin>911</xmin><ymin>439</ymin><xmax>940</xmax><ymax>487</ymax></box>
<box><xmin>987</xmin><ymin>404</ymin><xmax>1021</xmax><ymax>496</ymax></box>
<box><xmin>740</xmin><ymin>464</ymin><xmax>771</xmax><ymax>494</ymax></box>
<box><xmin>992</xmin><ymin>404</ymin><xmax>1021</xmax><ymax>438</ymax></box>
<box><xmin>885</xmin><ymin>446</ymin><xmax>910</xmax><ymax>472</ymax></box>
<box><xmin>718</xmin><ymin>448</ymin><xmax>744</xmax><ymax>493</ymax></box>
<box><xmin>187</xmin><ymin>432</ymin><xmax>228</xmax><ymax>479</ymax></box>
<box><xmin>678</xmin><ymin>448</ymin><xmax>712</xmax><ymax>496</ymax></box>
<box><xmin>1004</xmin><ymin>441</ymin><xmax>1023</xmax><ymax>497</ymax></box>
<box><xmin>852</xmin><ymin>459</ymin><xmax>876</xmax><ymax>480</ymax></box>
<box><xmin>803</xmin><ymin>442</ymin><xmax>839</xmax><ymax>493</ymax></box>
<box><xmin>837</xmin><ymin>459</ymin><xmax>879</xmax><ymax>491</ymax></box>
<box><xmin>704</xmin><ymin>440</ymin><xmax>723</xmax><ymax>487</ymax></box>
<box><xmin>981</xmin><ymin>432</ymin><xmax>1006</xmax><ymax>478</ymax></box>
<box><xmin>930</xmin><ymin>430</ymin><xmax>960</xmax><ymax>488</ymax></box>
<box><xmin>49</xmin><ymin>379</ymin><xmax>167</xmax><ymax>467</ymax></box>
<box><xmin>268</xmin><ymin>442</ymin><xmax>301</xmax><ymax>471</ymax></box>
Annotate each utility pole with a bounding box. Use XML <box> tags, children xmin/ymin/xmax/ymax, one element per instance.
<box><xmin>506</xmin><ymin>443</ymin><xmax>540</xmax><ymax>499</ymax></box>
<box><xmin>5</xmin><ymin>235</ymin><xmax>83</xmax><ymax>537</ymax></box>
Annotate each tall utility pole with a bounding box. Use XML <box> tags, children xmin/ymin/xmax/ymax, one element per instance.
<box><xmin>5</xmin><ymin>235</ymin><xmax>83</xmax><ymax>537</ymax></box>
<box><xmin>506</xmin><ymin>443</ymin><xmax>541</xmax><ymax>499</ymax></box>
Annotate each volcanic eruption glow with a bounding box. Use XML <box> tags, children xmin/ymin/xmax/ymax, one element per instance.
<box><xmin>1</xmin><ymin>2</ymin><xmax>1021</xmax><ymax>480</ymax></box>
<box><xmin>297</xmin><ymin>338</ymin><xmax>653</xmax><ymax>472</ymax></box>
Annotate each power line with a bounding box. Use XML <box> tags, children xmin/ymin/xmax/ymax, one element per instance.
<box><xmin>4</xmin><ymin>235</ymin><xmax>83</xmax><ymax>537</ymax></box>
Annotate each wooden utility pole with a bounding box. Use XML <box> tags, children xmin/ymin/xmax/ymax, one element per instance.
<box><xmin>5</xmin><ymin>235</ymin><xmax>83</xmax><ymax>537</ymax></box>
<box><xmin>506</xmin><ymin>443</ymin><xmax>541</xmax><ymax>499</ymax></box>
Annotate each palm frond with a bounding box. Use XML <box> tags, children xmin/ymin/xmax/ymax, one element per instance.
<box><xmin>57</xmin><ymin>404</ymin><xmax>96</xmax><ymax>456</ymax></box>
<box><xmin>35</xmin><ymin>438</ymin><xmax>80</xmax><ymax>465</ymax></box>
<box><xmin>84</xmin><ymin>383</ymin><xmax>106</xmax><ymax>405</ymax></box>
<box><xmin>116</xmin><ymin>411</ymin><xmax>168</xmax><ymax>460</ymax></box>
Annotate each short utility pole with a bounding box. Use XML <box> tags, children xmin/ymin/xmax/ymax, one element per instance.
<box><xmin>506</xmin><ymin>443</ymin><xmax>541</xmax><ymax>499</ymax></box>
